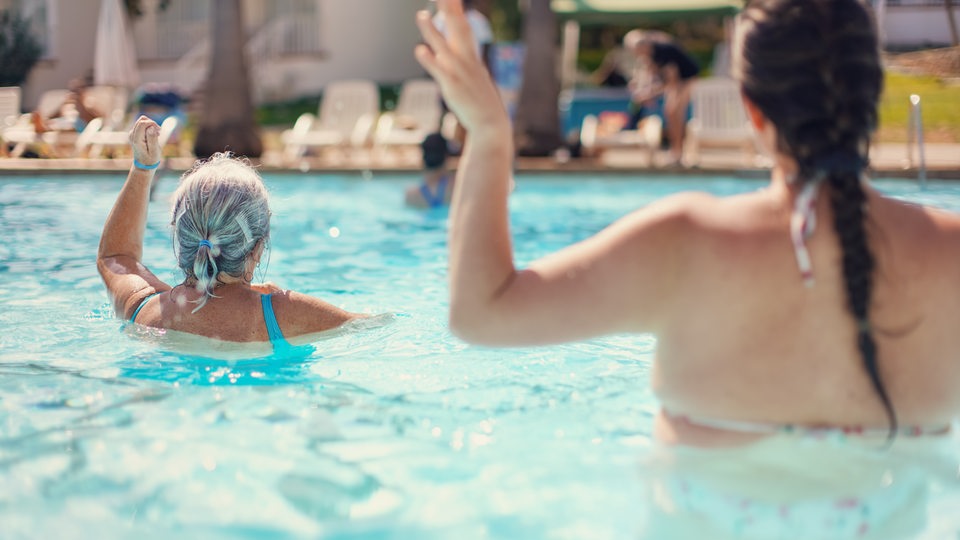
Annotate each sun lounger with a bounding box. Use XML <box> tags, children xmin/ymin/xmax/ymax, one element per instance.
<box><xmin>2</xmin><ymin>86</ymin><xmax>131</xmax><ymax>158</ymax></box>
<box><xmin>281</xmin><ymin>79</ymin><xmax>380</xmax><ymax>164</ymax></box>
<box><xmin>685</xmin><ymin>77</ymin><xmax>761</xmax><ymax>167</ymax></box>
<box><xmin>373</xmin><ymin>79</ymin><xmax>442</xmax><ymax>158</ymax></box>
<box><xmin>0</xmin><ymin>87</ymin><xmax>22</xmax><ymax>128</ymax></box>
<box><xmin>580</xmin><ymin>111</ymin><xmax>663</xmax><ymax>166</ymax></box>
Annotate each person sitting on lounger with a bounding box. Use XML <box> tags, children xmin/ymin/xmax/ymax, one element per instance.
<box><xmin>625</xmin><ymin>30</ymin><xmax>700</xmax><ymax>167</ymax></box>
<box><xmin>97</xmin><ymin>117</ymin><xmax>365</xmax><ymax>350</ymax></box>
<box><xmin>32</xmin><ymin>77</ymin><xmax>104</xmax><ymax>134</ymax></box>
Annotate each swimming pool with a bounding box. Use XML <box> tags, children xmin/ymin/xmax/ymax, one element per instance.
<box><xmin>1</xmin><ymin>172</ymin><xmax>958</xmax><ymax>539</ymax></box>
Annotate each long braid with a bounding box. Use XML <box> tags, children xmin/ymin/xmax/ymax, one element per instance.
<box><xmin>827</xmin><ymin>171</ymin><xmax>897</xmax><ymax>439</ymax></box>
<box><xmin>736</xmin><ymin>0</ymin><xmax>895</xmax><ymax>437</ymax></box>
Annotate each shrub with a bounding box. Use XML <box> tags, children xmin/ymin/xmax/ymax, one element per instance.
<box><xmin>0</xmin><ymin>10</ymin><xmax>43</xmax><ymax>87</ymax></box>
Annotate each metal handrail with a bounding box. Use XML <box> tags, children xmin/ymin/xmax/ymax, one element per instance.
<box><xmin>906</xmin><ymin>93</ymin><xmax>928</xmax><ymax>189</ymax></box>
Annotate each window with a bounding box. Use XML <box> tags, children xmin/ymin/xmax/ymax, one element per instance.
<box><xmin>5</xmin><ymin>0</ymin><xmax>57</xmax><ymax>58</ymax></box>
<box><xmin>154</xmin><ymin>0</ymin><xmax>210</xmax><ymax>59</ymax></box>
<box><xmin>263</xmin><ymin>0</ymin><xmax>322</xmax><ymax>55</ymax></box>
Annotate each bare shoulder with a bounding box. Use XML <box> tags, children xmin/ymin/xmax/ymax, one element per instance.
<box><xmin>877</xmin><ymin>193</ymin><xmax>960</xmax><ymax>242</ymax></box>
<box><xmin>599</xmin><ymin>191</ymin><xmax>724</xmax><ymax>272</ymax></box>
<box><xmin>872</xmin><ymin>193</ymin><xmax>960</xmax><ymax>276</ymax></box>
<box><xmin>270</xmin><ymin>290</ymin><xmax>363</xmax><ymax>335</ymax></box>
<box><xmin>618</xmin><ymin>190</ymin><xmax>719</xmax><ymax>230</ymax></box>
<box><xmin>595</xmin><ymin>191</ymin><xmax>727</xmax><ymax>268</ymax></box>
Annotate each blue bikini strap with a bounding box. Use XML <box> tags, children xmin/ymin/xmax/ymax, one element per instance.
<box><xmin>130</xmin><ymin>292</ymin><xmax>160</xmax><ymax>322</ymax></box>
<box><xmin>419</xmin><ymin>175</ymin><xmax>449</xmax><ymax>208</ymax></box>
<box><xmin>260</xmin><ymin>293</ymin><xmax>286</xmax><ymax>343</ymax></box>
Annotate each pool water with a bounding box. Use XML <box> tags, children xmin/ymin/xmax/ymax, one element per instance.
<box><xmin>1</xmin><ymin>173</ymin><xmax>958</xmax><ymax>539</ymax></box>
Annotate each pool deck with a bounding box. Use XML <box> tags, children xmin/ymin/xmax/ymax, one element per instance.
<box><xmin>0</xmin><ymin>141</ymin><xmax>957</xmax><ymax>179</ymax></box>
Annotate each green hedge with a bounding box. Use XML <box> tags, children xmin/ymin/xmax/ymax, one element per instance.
<box><xmin>256</xmin><ymin>83</ymin><xmax>404</xmax><ymax>127</ymax></box>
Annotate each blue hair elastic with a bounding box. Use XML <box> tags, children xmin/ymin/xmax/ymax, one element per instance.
<box><xmin>198</xmin><ymin>239</ymin><xmax>213</xmax><ymax>249</ymax></box>
<box><xmin>133</xmin><ymin>158</ymin><xmax>161</xmax><ymax>171</ymax></box>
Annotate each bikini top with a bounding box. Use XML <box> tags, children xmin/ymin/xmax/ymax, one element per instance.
<box><xmin>419</xmin><ymin>175</ymin><xmax>450</xmax><ymax>209</ymax></box>
<box><xmin>790</xmin><ymin>179</ymin><xmax>821</xmax><ymax>287</ymax></box>
<box><xmin>129</xmin><ymin>291</ymin><xmax>291</xmax><ymax>349</ymax></box>
<box><xmin>663</xmin><ymin>408</ymin><xmax>952</xmax><ymax>439</ymax></box>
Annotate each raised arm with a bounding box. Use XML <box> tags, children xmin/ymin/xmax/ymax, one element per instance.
<box><xmin>97</xmin><ymin>116</ymin><xmax>172</xmax><ymax>319</ymax></box>
<box><xmin>414</xmin><ymin>0</ymin><xmax>687</xmax><ymax>346</ymax></box>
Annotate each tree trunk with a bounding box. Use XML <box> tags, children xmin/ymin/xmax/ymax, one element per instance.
<box><xmin>946</xmin><ymin>0</ymin><xmax>959</xmax><ymax>47</ymax></box>
<box><xmin>513</xmin><ymin>0</ymin><xmax>562</xmax><ymax>157</ymax></box>
<box><xmin>193</xmin><ymin>0</ymin><xmax>262</xmax><ymax>159</ymax></box>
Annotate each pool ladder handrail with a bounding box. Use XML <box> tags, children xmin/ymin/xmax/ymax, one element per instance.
<box><xmin>906</xmin><ymin>94</ymin><xmax>927</xmax><ymax>189</ymax></box>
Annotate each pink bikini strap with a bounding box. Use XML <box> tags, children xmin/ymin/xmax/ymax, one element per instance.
<box><xmin>790</xmin><ymin>180</ymin><xmax>822</xmax><ymax>288</ymax></box>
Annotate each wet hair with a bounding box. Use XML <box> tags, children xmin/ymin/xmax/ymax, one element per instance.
<box><xmin>735</xmin><ymin>0</ymin><xmax>893</xmax><ymax>436</ymax></box>
<box><xmin>171</xmin><ymin>153</ymin><xmax>271</xmax><ymax>312</ymax></box>
<box><xmin>422</xmin><ymin>132</ymin><xmax>448</xmax><ymax>170</ymax></box>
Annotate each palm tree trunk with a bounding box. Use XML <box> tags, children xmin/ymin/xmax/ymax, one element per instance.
<box><xmin>946</xmin><ymin>0</ymin><xmax>959</xmax><ymax>47</ymax></box>
<box><xmin>513</xmin><ymin>0</ymin><xmax>562</xmax><ymax>157</ymax></box>
<box><xmin>193</xmin><ymin>0</ymin><xmax>262</xmax><ymax>159</ymax></box>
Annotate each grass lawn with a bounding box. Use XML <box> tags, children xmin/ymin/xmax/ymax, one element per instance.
<box><xmin>878</xmin><ymin>72</ymin><xmax>960</xmax><ymax>143</ymax></box>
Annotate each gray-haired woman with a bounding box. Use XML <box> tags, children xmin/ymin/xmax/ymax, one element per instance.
<box><xmin>97</xmin><ymin>116</ymin><xmax>362</xmax><ymax>350</ymax></box>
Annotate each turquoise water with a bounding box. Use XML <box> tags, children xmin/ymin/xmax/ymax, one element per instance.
<box><xmin>0</xmin><ymin>173</ymin><xmax>958</xmax><ymax>539</ymax></box>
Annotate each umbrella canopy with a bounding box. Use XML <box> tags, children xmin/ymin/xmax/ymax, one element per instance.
<box><xmin>552</xmin><ymin>0</ymin><xmax>741</xmax><ymax>23</ymax></box>
<box><xmin>94</xmin><ymin>0</ymin><xmax>140</xmax><ymax>89</ymax></box>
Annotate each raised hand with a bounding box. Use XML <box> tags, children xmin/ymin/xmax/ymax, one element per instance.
<box><xmin>414</xmin><ymin>0</ymin><xmax>508</xmax><ymax>136</ymax></box>
<box><xmin>128</xmin><ymin>115</ymin><xmax>162</xmax><ymax>168</ymax></box>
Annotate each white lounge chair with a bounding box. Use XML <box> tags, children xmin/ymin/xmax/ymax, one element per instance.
<box><xmin>0</xmin><ymin>86</ymin><xmax>21</xmax><ymax>128</ymax></box>
<box><xmin>685</xmin><ymin>77</ymin><xmax>761</xmax><ymax>167</ymax></box>
<box><xmin>78</xmin><ymin>116</ymin><xmax>179</xmax><ymax>159</ymax></box>
<box><xmin>0</xmin><ymin>86</ymin><xmax>21</xmax><ymax>156</ymax></box>
<box><xmin>281</xmin><ymin>79</ymin><xmax>379</xmax><ymax>163</ymax></box>
<box><xmin>2</xmin><ymin>86</ymin><xmax>130</xmax><ymax>157</ymax></box>
<box><xmin>580</xmin><ymin>111</ymin><xmax>663</xmax><ymax>166</ymax></box>
<box><xmin>2</xmin><ymin>89</ymin><xmax>71</xmax><ymax>156</ymax></box>
<box><xmin>373</xmin><ymin>79</ymin><xmax>441</xmax><ymax>156</ymax></box>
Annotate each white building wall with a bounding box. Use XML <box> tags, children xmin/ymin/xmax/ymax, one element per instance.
<box><xmin>16</xmin><ymin>0</ymin><xmax>428</xmax><ymax>109</ymax></box>
<box><xmin>18</xmin><ymin>0</ymin><xmax>99</xmax><ymax>110</ymax></box>
<box><xmin>136</xmin><ymin>0</ymin><xmax>427</xmax><ymax>104</ymax></box>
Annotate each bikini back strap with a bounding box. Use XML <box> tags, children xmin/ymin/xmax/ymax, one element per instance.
<box><xmin>260</xmin><ymin>294</ymin><xmax>286</xmax><ymax>344</ymax></box>
<box><xmin>130</xmin><ymin>292</ymin><xmax>160</xmax><ymax>323</ymax></box>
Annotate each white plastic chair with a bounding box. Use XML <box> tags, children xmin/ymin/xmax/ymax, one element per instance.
<box><xmin>281</xmin><ymin>79</ymin><xmax>380</xmax><ymax>163</ymax></box>
<box><xmin>374</xmin><ymin>79</ymin><xmax>441</xmax><ymax>152</ymax></box>
<box><xmin>685</xmin><ymin>77</ymin><xmax>760</xmax><ymax>167</ymax></box>
<box><xmin>0</xmin><ymin>86</ymin><xmax>22</xmax><ymax>127</ymax></box>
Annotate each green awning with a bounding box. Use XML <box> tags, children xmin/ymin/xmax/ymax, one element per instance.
<box><xmin>552</xmin><ymin>0</ymin><xmax>742</xmax><ymax>23</ymax></box>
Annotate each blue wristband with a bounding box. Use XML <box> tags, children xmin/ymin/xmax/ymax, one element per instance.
<box><xmin>133</xmin><ymin>158</ymin><xmax>161</xmax><ymax>171</ymax></box>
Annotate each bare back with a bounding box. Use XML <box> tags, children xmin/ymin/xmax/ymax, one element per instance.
<box><xmin>653</xmin><ymin>183</ymin><xmax>960</xmax><ymax>442</ymax></box>
<box><xmin>126</xmin><ymin>284</ymin><xmax>358</xmax><ymax>344</ymax></box>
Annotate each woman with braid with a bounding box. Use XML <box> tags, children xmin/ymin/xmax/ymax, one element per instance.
<box><xmin>416</xmin><ymin>0</ymin><xmax>960</xmax><ymax>446</ymax></box>
<box><xmin>420</xmin><ymin>1</ymin><xmax>959</xmax><ymax>534</ymax></box>
<box><xmin>98</xmin><ymin>117</ymin><xmax>364</xmax><ymax>352</ymax></box>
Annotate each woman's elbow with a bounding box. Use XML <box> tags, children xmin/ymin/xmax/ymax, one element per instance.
<box><xmin>448</xmin><ymin>305</ymin><xmax>515</xmax><ymax>347</ymax></box>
